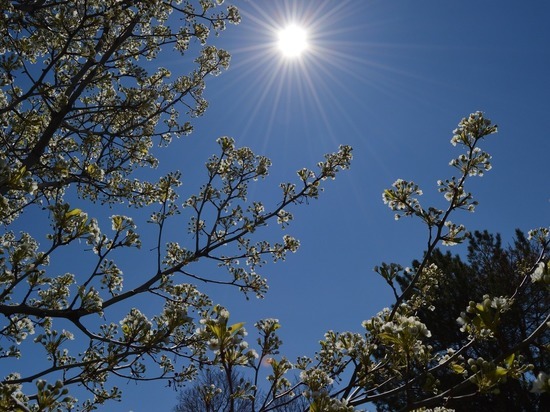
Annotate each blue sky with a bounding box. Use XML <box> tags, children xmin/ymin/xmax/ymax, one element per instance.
<box><xmin>15</xmin><ymin>1</ymin><xmax>548</xmax><ymax>410</ymax></box>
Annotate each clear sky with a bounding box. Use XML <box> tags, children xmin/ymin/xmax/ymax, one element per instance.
<box><xmin>48</xmin><ymin>1</ymin><xmax>550</xmax><ymax>410</ymax></box>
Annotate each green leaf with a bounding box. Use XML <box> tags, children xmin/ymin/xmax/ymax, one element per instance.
<box><xmin>451</xmin><ymin>364</ymin><xmax>465</xmax><ymax>374</ymax></box>
<box><xmin>378</xmin><ymin>332</ymin><xmax>400</xmax><ymax>345</ymax></box>
<box><xmin>228</xmin><ymin>322</ymin><xmax>245</xmax><ymax>335</ymax></box>
<box><xmin>494</xmin><ymin>366</ymin><xmax>508</xmax><ymax>378</ymax></box>
<box><xmin>208</xmin><ymin>324</ymin><xmax>223</xmax><ymax>338</ymax></box>
<box><xmin>504</xmin><ymin>353</ymin><xmax>515</xmax><ymax>368</ymax></box>
<box><xmin>112</xmin><ymin>215</ymin><xmax>123</xmax><ymax>231</ymax></box>
<box><xmin>65</xmin><ymin>208</ymin><xmax>82</xmax><ymax>219</ymax></box>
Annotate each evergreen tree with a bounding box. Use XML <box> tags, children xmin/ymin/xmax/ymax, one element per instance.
<box><xmin>372</xmin><ymin>230</ymin><xmax>550</xmax><ymax>411</ymax></box>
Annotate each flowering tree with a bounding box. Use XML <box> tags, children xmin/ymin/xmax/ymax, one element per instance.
<box><xmin>170</xmin><ymin>113</ymin><xmax>548</xmax><ymax>412</ymax></box>
<box><xmin>289</xmin><ymin>112</ymin><xmax>549</xmax><ymax>411</ymax></box>
<box><xmin>1</xmin><ymin>1</ymin><xmax>547</xmax><ymax>411</ymax></box>
<box><xmin>192</xmin><ymin>113</ymin><xmax>548</xmax><ymax>412</ymax></box>
<box><xmin>0</xmin><ymin>1</ymin><xmax>352</xmax><ymax>410</ymax></box>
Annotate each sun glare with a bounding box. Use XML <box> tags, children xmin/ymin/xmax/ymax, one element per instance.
<box><xmin>277</xmin><ymin>25</ymin><xmax>308</xmax><ymax>58</ymax></box>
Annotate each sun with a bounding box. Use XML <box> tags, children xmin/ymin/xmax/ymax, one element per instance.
<box><xmin>277</xmin><ymin>24</ymin><xmax>308</xmax><ymax>58</ymax></box>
